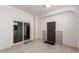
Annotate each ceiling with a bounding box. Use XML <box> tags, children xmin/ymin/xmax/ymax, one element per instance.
<box><xmin>11</xmin><ymin>5</ymin><xmax>73</xmax><ymax>15</ymax></box>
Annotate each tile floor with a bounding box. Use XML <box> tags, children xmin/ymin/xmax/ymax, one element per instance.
<box><xmin>0</xmin><ymin>40</ymin><xmax>79</xmax><ymax>53</ymax></box>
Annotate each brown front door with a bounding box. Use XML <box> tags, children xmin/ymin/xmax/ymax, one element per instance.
<box><xmin>47</xmin><ymin>22</ymin><xmax>56</xmax><ymax>44</ymax></box>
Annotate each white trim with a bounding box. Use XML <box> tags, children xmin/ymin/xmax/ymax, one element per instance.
<box><xmin>13</xmin><ymin>40</ymin><xmax>31</xmax><ymax>46</ymax></box>
<box><xmin>23</xmin><ymin>22</ymin><xmax>24</xmax><ymax>42</ymax></box>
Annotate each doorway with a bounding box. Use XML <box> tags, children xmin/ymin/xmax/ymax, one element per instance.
<box><xmin>44</xmin><ymin>22</ymin><xmax>56</xmax><ymax>45</ymax></box>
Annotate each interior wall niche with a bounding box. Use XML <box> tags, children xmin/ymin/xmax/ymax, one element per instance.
<box><xmin>13</xmin><ymin>21</ymin><xmax>30</xmax><ymax>44</ymax></box>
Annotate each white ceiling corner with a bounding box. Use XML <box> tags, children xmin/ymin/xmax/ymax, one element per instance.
<box><xmin>11</xmin><ymin>5</ymin><xmax>77</xmax><ymax>15</ymax></box>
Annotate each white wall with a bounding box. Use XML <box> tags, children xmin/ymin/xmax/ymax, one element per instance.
<box><xmin>75</xmin><ymin>6</ymin><xmax>79</xmax><ymax>49</ymax></box>
<box><xmin>34</xmin><ymin>15</ymin><xmax>38</xmax><ymax>40</ymax></box>
<box><xmin>0</xmin><ymin>6</ymin><xmax>34</xmax><ymax>50</ymax></box>
<box><xmin>38</xmin><ymin>8</ymin><xmax>78</xmax><ymax>48</ymax></box>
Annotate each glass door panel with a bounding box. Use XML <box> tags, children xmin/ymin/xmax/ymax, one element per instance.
<box><xmin>24</xmin><ymin>23</ymin><xmax>30</xmax><ymax>40</ymax></box>
<box><xmin>14</xmin><ymin>21</ymin><xmax>23</xmax><ymax>43</ymax></box>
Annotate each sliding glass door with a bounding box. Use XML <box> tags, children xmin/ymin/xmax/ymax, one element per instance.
<box><xmin>13</xmin><ymin>21</ymin><xmax>30</xmax><ymax>43</ymax></box>
<box><xmin>13</xmin><ymin>21</ymin><xmax>23</xmax><ymax>43</ymax></box>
